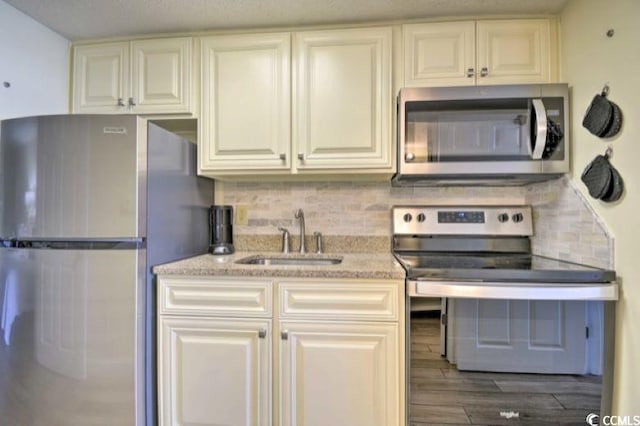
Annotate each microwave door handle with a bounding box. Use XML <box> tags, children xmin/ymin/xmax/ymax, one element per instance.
<box><xmin>530</xmin><ymin>99</ymin><xmax>548</xmax><ymax>160</ymax></box>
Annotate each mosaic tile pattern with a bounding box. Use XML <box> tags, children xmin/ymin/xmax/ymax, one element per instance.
<box><xmin>234</xmin><ymin>234</ymin><xmax>391</xmax><ymax>253</ymax></box>
<box><xmin>222</xmin><ymin>180</ymin><xmax>526</xmax><ymax>237</ymax></box>
<box><xmin>220</xmin><ymin>176</ymin><xmax>612</xmax><ymax>267</ymax></box>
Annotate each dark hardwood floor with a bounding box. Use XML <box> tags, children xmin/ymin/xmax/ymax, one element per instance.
<box><xmin>409</xmin><ymin>314</ymin><xmax>601</xmax><ymax>425</ymax></box>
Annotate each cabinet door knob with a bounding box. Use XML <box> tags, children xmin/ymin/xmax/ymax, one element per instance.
<box><xmin>480</xmin><ymin>67</ymin><xmax>489</xmax><ymax>77</ymax></box>
<box><xmin>405</xmin><ymin>152</ymin><xmax>415</xmax><ymax>162</ymax></box>
<box><xmin>281</xmin><ymin>330</ymin><xmax>289</xmax><ymax>340</ymax></box>
<box><xmin>258</xmin><ymin>329</ymin><xmax>267</xmax><ymax>339</ymax></box>
<box><xmin>279</xmin><ymin>153</ymin><xmax>286</xmax><ymax>161</ymax></box>
<box><xmin>466</xmin><ymin>68</ymin><xmax>475</xmax><ymax>78</ymax></box>
<box><xmin>297</xmin><ymin>153</ymin><xmax>304</xmax><ymax>161</ymax></box>
<box><xmin>128</xmin><ymin>97</ymin><xmax>136</xmax><ymax>107</ymax></box>
<box><xmin>117</xmin><ymin>98</ymin><xmax>125</xmax><ymax>107</ymax></box>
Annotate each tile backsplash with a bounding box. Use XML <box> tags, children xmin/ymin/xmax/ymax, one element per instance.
<box><xmin>526</xmin><ymin>177</ymin><xmax>613</xmax><ymax>268</ymax></box>
<box><xmin>220</xmin><ymin>176</ymin><xmax>613</xmax><ymax>267</ymax></box>
<box><xmin>221</xmin><ymin>180</ymin><xmax>526</xmax><ymax>236</ymax></box>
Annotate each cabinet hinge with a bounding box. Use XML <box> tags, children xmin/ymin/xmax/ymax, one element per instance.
<box><xmin>586</xmin><ymin>326</ymin><xmax>590</xmax><ymax>339</ymax></box>
<box><xmin>441</xmin><ymin>313</ymin><xmax>448</xmax><ymax>326</ymax></box>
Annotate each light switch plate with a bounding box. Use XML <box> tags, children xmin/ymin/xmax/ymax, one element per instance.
<box><xmin>236</xmin><ymin>205</ymin><xmax>248</xmax><ymax>225</ymax></box>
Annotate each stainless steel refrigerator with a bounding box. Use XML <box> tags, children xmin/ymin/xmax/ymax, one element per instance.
<box><xmin>0</xmin><ymin>115</ymin><xmax>214</xmax><ymax>425</ymax></box>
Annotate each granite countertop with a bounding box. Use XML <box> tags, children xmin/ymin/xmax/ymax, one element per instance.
<box><xmin>153</xmin><ymin>251</ymin><xmax>406</xmax><ymax>280</ymax></box>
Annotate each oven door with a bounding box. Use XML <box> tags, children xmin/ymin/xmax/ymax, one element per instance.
<box><xmin>406</xmin><ymin>278</ymin><xmax>617</xmax><ymax>425</ymax></box>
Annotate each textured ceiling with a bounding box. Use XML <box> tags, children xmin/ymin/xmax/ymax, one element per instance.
<box><xmin>5</xmin><ymin>0</ymin><xmax>570</xmax><ymax>41</ymax></box>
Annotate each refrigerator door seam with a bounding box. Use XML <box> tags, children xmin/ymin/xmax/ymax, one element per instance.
<box><xmin>9</xmin><ymin>238</ymin><xmax>145</xmax><ymax>250</ymax></box>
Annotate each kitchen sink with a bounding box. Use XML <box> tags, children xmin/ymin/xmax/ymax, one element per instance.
<box><xmin>235</xmin><ymin>255</ymin><xmax>343</xmax><ymax>266</ymax></box>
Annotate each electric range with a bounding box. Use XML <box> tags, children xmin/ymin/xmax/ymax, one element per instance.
<box><xmin>392</xmin><ymin>205</ymin><xmax>617</xmax><ymax>300</ymax></box>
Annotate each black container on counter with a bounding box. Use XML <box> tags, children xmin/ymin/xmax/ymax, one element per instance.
<box><xmin>209</xmin><ymin>205</ymin><xmax>234</xmax><ymax>254</ymax></box>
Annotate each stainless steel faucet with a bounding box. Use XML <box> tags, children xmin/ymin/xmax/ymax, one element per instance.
<box><xmin>294</xmin><ymin>208</ymin><xmax>306</xmax><ymax>254</ymax></box>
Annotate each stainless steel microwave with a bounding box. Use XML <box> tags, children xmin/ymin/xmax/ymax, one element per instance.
<box><xmin>393</xmin><ymin>83</ymin><xmax>569</xmax><ymax>186</ymax></box>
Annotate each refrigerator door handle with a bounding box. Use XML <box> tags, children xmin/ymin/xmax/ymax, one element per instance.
<box><xmin>0</xmin><ymin>238</ymin><xmax>17</xmax><ymax>248</ymax></box>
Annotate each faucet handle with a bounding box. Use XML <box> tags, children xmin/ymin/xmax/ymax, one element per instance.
<box><xmin>278</xmin><ymin>227</ymin><xmax>290</xmax><ymax>254</ymax></box>
<box><xmin>313</xmin><ymin>231</ymin><xmax>323</xmax><ymax>254</ymax></box>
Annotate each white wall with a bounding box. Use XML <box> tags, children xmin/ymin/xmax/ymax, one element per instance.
<box><xmin>561</xmin><ymin>0</ymin><xmax>640</xmax><ymax>415</ymax></box>
<box><xmin>0</xmin><ymin>0</ymin><xmax>69</xmax><ymax>120</ymax></box>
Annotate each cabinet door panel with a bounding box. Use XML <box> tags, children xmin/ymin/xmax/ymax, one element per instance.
<box><xmin>200</xmin><ymin>33</ymin><xmax>291</xmax><ymax>172</ymax></box>
<box><xmin>280</xmin><ymin>321</ymin><xmax>399</xmax><ymax>426</ymax></box>
<box><xmin>159</xmin><ymin>276</ymin><xmax>272</xmax><ymax>317</ymax></box>
<box><xmin>279</xmin><ymin>280</ymin><xmax>400</xmax><ymax>321</ymax></box>
<box><xmin>72</xmin><ymin>42</ymin><xmax>129</xmax><ymax>113</ymax></box>
<box><xmin>158</xmin><ymin>317</ymin><xmax>271</xmax><ymax>426</ymax></box>
<box><xmin>294</xmin><ymin>28</ymin><xmax>392</xmax><ymax>170</ymax></box>
<box><xmin>403</xmin><ymin>21</ymin><xmax>475</xmax><ymax>87</ymax></box>
<box><xmin>131</xmin><ymin>38</ymin><xmax>192</xmax><ymax>113</ymax></box>
<box><xmin>450</xmin><ymin>299</ymin><xmax>586</xmax><ymax>374</ymax></box>
<box><xmin>477</xmin><ymin>19</ymin><xmax>551</xmax><ymax>85</ymax></box>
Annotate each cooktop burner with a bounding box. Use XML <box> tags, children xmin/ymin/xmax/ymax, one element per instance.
<box><xmin>398</xmin><ymin>253</ymin><xmax>533</xmax><ymax>270</ymax></box>
<box><xmin>395</xmin><ymin>253</ymin><xmax>615</xmax><ymax>283</ymax></box>
<box><xmin>392</xmin><ymin>205</ymin><xmax>616</xmax><ymax>285</ymax></box>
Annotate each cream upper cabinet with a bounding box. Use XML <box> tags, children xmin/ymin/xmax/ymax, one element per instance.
<box><xmin>199</xmin><ymin>33</ymin><xmax>291</xmax><ymax>172</ymax></box>
<box><xmin>293</xmin><ymin>27</ymin><xmax>392</xmax><ymax>171</ymax></box>
<box><xmin>129</xmin><ymin>38</ymin><xmax>193</xmax><ymax>113</ymax></box>
<box><xmin>403</xmin><ymin>21</ymin><xmax>475</xmax><ymax>87</ymax></box>
<box><xmin>476</xmin><ymin>19</ymin><xmax>552</xmax><ymax>85</ymax></box>
<box><xmin>198</xmin><ymin>26</ymin><xmax>393</xmax><ymax>177</ymax></box>
<box><xmin>72</xmin><ymin>37</ymin><xmax>193</xmax><ymax>114</ymax></box>
<box><xmin>403</xmin><ymin>19</ymin><xmax>556</xmax><ymax>87</ymax></box>
<box><xmin>72</xmin><ymin>42</ymin><xmax>129</xmax><ymax>113</ymax></box>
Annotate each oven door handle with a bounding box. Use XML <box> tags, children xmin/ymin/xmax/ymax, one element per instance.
<box><xmin>529</xmin><ymin>98</ymin><xmax>548</xmax><ymax>160</ymax></box>
<box><xmin>407</xmin><ymin>279</ymin><xmax>618</xmax><ymax>301</ymax></box>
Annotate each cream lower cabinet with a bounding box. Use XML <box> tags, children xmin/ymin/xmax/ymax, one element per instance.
<box><xmin>157</xmin><ymin>275</ymin><xmax>404</xmax><ymax>426</ymax></box>
<box><xmin>403</xmin><ymin>19</ymin><xmax>556</xmax><ymax>87</ymax></box>
<box><xmin>279</xmin><ymin>321</ymin><xmax>399</xmax><ymax>426</ymax></box>
<box><xmin>72</xmin><ymin>37</ymin><xmax>193</xmax><ymax>114</ymax></box>
<box><xmin>277</xmin><ymin>279</ymin><xmax>403</xmax><ymax>426</ymax></box>
<box><xmin>159</xmin><ymin>317</ymin><xmax>272</xmax><ymax>425</ymax></box>
<box><xmin>199</xmin><ymin>26</ymin><xmax>393</xmax><ymax>177</ymax></box>
<box><xmin>157</xmin><ymin>276</ymin><xmax>273</xmax><ymax>426</ymax></box>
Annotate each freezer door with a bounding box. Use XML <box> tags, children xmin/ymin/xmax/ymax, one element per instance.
<box><xmin>0</xmin><ymin>247</ymin><xmax>143</xmax><ymax>425</ymax></box>
<box><xmin>0</xmin><ymin>115</ymin><xmax>143</xmax><ymax>239</ymax></box>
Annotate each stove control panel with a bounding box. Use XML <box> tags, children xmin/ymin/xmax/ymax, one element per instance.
<box><xmin>392</xmin><ymin>205</ymin><xmax>533</xmax><ymax>236</ymax></box>
<box><xmin>439</xmin><ymin>210</ymin><xmax>485</xmax><ymax>223</ymax></box>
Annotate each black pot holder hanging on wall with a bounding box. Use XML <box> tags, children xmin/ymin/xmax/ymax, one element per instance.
<box><xmin>582</xmin><ymin>85</ymin><xmax>623</xmax><ymax>138</ymax></box>
<box><xmin>581</xmin><ymin>85</ymin><xmax>625</xmax><ymax>203</ymax></box>
<box><xmin>581</xmin><ymin>148</ymin><xmax>624</xmax><ymax>202</ymax></box>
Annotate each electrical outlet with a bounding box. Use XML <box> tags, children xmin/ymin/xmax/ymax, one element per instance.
<box><xmin>236</xmin><ymin>205</ymin><xmax>248</xmax><ymax>225</ymax></box>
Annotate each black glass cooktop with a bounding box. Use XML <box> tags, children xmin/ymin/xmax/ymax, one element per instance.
<box><xmin>395</xmin><ymin>253</ymin><xmax>616</xmax><ymax>283</ymax></box>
